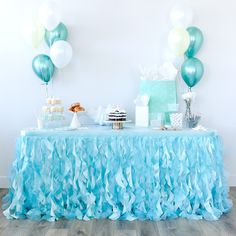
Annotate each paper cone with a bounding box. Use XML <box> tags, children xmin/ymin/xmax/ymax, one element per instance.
<box><xmin>70</xmin><ymin>113</ymin><xmax>81</xmax><ymax>129</ymax></box>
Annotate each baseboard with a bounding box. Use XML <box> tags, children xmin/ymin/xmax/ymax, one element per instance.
<box><xmin>228</xmin><ymin>175</ymin><xmax>236</xmax><ymax>187</ymax></box>
<box><xmin>0</xmin><ymin>175</ymin><xmax>236</xmax><ymax>188</ymax></box>
<box><xmin>0</xmin><ymin>176</ymin><xmax>9</xmax><ymax>188</ymax></box>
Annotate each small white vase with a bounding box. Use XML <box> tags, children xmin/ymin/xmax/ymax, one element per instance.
<box><xmin>37</xmin><ymin>118</ymin><xmax>44</xmax><ymax>129</ymax></box>
<box><xmin>70</xmin><ymin>112</ymin><xmax>81</xmax><ymax>129</ymax></box>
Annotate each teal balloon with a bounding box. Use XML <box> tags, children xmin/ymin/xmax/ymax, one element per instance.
<box><xmin>32</xmin><ymin>54</ymin><xmax>55</xmax><ymax>83</ymax></box>
<box><xmin>45</xmin><ymin>23</ymin><xmax>68</xmax><ymax>47</ymax></box>
<box><xmin>181</xmin><ymin>58</ymin><xmax>204</xmax><ymax>88</ymax></box>
<box><xmin>185</xmin><ymin>27</ymin><xmax>204</xmax><ymax>58</ymax></box>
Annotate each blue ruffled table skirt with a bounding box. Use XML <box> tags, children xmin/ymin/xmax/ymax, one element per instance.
<box><xmin>2</xmin><ymin>126</ymin><xmax>232</xmax><ymax>221</ymax></box>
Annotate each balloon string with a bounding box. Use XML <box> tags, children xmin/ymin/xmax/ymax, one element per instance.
<box><xmin>51</xmin><ymin>76</ymin><xmax>54</xmax><ymax>94</ymax></box>
<box><xmin>46</xmin><ymin>84</ymin><xmax>48</xmax><ymax>98</ymax></box>
<box><xmin>42</xmin><ymin>83</ymin><xmax>49</xmax><ymax>98</ymax></box>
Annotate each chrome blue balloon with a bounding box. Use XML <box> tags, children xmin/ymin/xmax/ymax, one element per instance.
<box><xmin>185</xmin><ymin>27</ymin><xmax>204</xmax><ymax>58</ymax></box>
<box><xmin>181</xmin><ymin>58</ymin><xmax>204</xmax><ymax>88</ymax></box>
<box><xmin>45</xmin><ymin>23</ymin><xmax>68</xmax><ymax>47</ymax></box>
<box><xmin>32</xmin><ymin>54</ymin><xmax>55</xmax><ymax>84</ymax></box>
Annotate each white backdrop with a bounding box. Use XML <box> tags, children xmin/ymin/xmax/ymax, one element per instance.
<box><xmin>0</xmin><ymin>0</ymin><xmax>235</xmax><ymax>187</ymax></box>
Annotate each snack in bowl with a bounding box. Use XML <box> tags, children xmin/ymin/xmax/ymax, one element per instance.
<box><xmin>69</xmin><ymin>103</ymin><xmax>85</xmax><ymax>113</ymax></box>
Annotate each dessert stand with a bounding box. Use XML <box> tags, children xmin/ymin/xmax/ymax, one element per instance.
<box><xmin>70</xmin><ymin>111</ymin><xmax>85</xmax><ymax>129</ymax></box>
<box><xmin>104</xmin><ymin>120</ymin><xmax>132</xmax><ymax>130</ymax></box>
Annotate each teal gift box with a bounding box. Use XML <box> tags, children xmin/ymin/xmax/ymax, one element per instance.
<box><xmin>140</xmin><ymin>80</ymin><xmax>177</xmax><ymax>124</ymax></box>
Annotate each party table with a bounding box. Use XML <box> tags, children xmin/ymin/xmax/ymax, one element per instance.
<box><xmin>2</xmin><ymin>126</ymin><xmax>232</xmax><ymax>221</ymax></box>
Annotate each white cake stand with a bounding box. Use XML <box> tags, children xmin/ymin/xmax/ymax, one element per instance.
<box><xmin>70</xmin><ymin>111</ymin><xmax>85</xmax><ymax>129</ymax></box>
<box><xmin>104</xmin><ymin>120</ymin><xmax>132</xmax><ymax>130</ymax></box>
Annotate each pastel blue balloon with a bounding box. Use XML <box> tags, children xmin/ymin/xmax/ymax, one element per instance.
<box><xmin>45</xmin><ymin>23</ymin><xmax>68</xmax><ymax>47</ymax></box>
<box><xmin>185</xmin><ymin>27</ymin><xmax>204</xmax><ymax>58</ymax></box>
<box><xmin>32</xmin><ymin>54</ymin><xmax>55</xmax><ymax>84</ymax></box>
<box><xmin>181</xmin><ymin>58</ymin><xmax>204</xmax><ymax>88</ymax></box>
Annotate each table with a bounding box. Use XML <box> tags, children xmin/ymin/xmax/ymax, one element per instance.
<box><xmin>2</xmin><ymin>126</ymin><xmax>232</xmax><ymax>221</ymax></box>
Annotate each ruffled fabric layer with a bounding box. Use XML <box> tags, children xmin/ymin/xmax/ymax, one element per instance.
<box><xmin>2</xmin><ymin>129</ymin><xmax>232</xmax><ymax>221</ymax></box>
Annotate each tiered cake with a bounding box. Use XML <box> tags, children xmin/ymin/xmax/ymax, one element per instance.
<box><xmin>106</xmin><ymin>108</ymin><xmax>128</xmax><ymax>130</ymax></box>
<box><xmin>108</xmin><ymin>109</ymin><xmax>127</xmax><ymax>121</ymax></box>
<box><xmin>40</xmin><ymin>97</ymin><xmax>65</xmax><ymax>128</ymax></box>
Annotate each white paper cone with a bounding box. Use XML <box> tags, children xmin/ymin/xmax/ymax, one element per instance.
<box><xmin>70</xmin><ymin>113</ymin><xmax>81</xmax><ymax>129</ymax></box>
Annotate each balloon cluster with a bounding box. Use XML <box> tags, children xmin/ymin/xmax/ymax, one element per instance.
<box><xmin>168</xmin><ymin>2</ymin><xmax>204</xmax><ymax>89</ymax></box>
<box><xmin>181</xmin><ymin>27</ymin><xmax>204</xmax><ymax>89</ymax></box>
<box><xmin>31</xmin><ymin>1</ymin><xmax>73</xmax><ymax>84</ymax></box>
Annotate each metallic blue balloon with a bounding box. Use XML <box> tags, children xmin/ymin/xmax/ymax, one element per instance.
<box><xmin>32</xmin><ymin>54</ymin><xmax>55</xmax><ymax>83</ymax></box>
<box><xmin>45</xmin><ymin>23</ymin><xmax>68</xmax><ymax>47</ymax></box>
<box><xmin>181</xmin><ymin>57</ymin><xmax>204</xmax><ymax>88</ymax></box>
<box><xmin>185</xmin><ymin>27</ymin><xmax>204</xmax><ymax>58</ymax></box>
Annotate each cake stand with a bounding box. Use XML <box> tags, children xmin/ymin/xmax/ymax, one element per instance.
<box><xmin>70</xmin><ymin>111</ymin><xmax>85</xmax><ymax>129</ymax></box>
<box><xmin>104</xmin><ymin>120</ymin><xmax>132</xmax><ymax>130</ymax></box>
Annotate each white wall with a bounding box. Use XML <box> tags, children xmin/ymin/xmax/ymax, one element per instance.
<box><xmin>0</xmin><ymin>0</ymin><xmax>235</xmax><ymax>187</ymax></box>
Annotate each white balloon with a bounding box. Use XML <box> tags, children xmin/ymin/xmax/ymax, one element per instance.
<box><xmin>170</xmin><ymin>3</ymin><xmax>193</xmax><ymax>28</ymax></box>
<box><xmin>50</xmin><ymin>40</ymin><xmax>73</xmax><ymax>68</ymax></box>
<box><xmin>22</xmin><ymin>18</ymin><xmax>45</xmax><ymax>48</ymax></box>
<box><xmin>42</xmin><ymin>12</ymin><xmax>60</xmax><ymax>31</ymax></box>
<box><xmin>162</xmin><ymin>48</ymin><xmax>184</xmax><ymax>69</ymax></box>
<box><xmin>168</xmin><ymin>27</ymin><xmax>190</xmax><ymax>56</ymax></box>
<box><xmin>38</xmin><ymin>1</ymin><xmax>60</xmax><ymax>31</ymax></box>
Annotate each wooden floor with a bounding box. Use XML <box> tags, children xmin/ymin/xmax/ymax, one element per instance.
<box><xmin>0</xmin><ymin>188</ymin><xmax>236</xmax><ymax>236</ymax></box>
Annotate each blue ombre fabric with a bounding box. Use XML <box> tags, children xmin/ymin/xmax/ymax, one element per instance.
<box><xmin>2</xmin><ymin>126</ymin><xmax>232</xmax><ymax>221</ymax></box>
